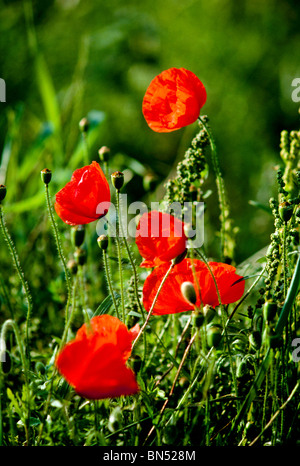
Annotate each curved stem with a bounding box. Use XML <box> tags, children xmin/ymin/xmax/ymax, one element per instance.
<box><xmin>0</xmin><ymin>205</ymin><xmax>33</xmax><ymax>360</ymax></box>
<box><xmin>117</xmin><ymin>190</ymin><xmax>146</xmax><ymax>321</ymax></box>
<box><xmin>132</xmin><ymin>262</ymin><xmax>174</xmax><ymax>350</ymax></box>
<box><xmin>0</xmin><ymin>319</ymin><xmax>30</xmax><ymax>444</ymax></box>
<box><xmin>103</xmin><ymin>249</ymin><xmax>119</xmax><ymax>319</ymax></box>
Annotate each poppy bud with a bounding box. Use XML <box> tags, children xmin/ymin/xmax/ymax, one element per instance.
<box><xmin>192</xmin><ymin>310</ymin><xmax>204</xmax><ymax>328</ymax></box>
<box><xmin>79</xmin><ymin>117</ymin><xmax>89</xmax><ymax>133</ymax></box>
<box><xmin>279</xmin><ymin>201</ymin><xmax>293</xmax><ymax>223</ymax></box>
<box><xmin>35</xmin><ymin>361</ymin><xmax>46</xmax><ymax>375</ymax></box>
<box><xmin>74</xmin><ymin>247</ymin><xmax>87</xmax><ymax>266</ymax></box>
<box><xmin>171</xmin><ymin>249</ymin><xmax>187</xmax><ymax>266</ymax></box>
<box><xmin>98</xmin><ymin>146</ymin><xmax>110</xmax><ymax>162</ymax></box>
<box><xmin>181</xmin><ymin>281</ymin><xmax>197</xmax><ymax>305</ymax></box>
<box><xmin>97</xmin><ymin>234</ymin><xmax>108</xmax><ymax>251</ymax></box>
<box><xmin>130</xmin><ymin>354</ymin><xmax>142</xmax><ymax>374</ymax></box>
<box><xmin>67</xmin><ymin>259</ymin><xmax>78</xmax><ymax>275</ymax></box>
<box><xmin>108</xmin><ymin>406</ymin><xmax>123</xmax><ymax>433</ymax></box>
<box><xmin>1</xmin><ymin>351</ymin><xmax>11</xmax><ymax>374</ymax></box>
<box><xmin>263</xmin><ymin>301</ymin><xmax>277</xmax><ymax>322</ymax></box>
<box><xmin>71</xmin><ymin>225</ymin><xmax>85</xmax><ymax>248</ymax></box>
<box><xmin>203</xmin><ymin>305</ymin><xmax>216</xmax><ymax>324</ymax></box>
<box><xmin>111</xmin><ymin>171</ymin><xmax>124</xmax><ymax>191</ymax></box>
<box><xmin>0</xmin><ymin>185</ymin><xmax>7</xmax><ymax>202</ymax></box>
<box><xmin>206</xmin><ymin>325</ymin><xmax>223</xmax><ymax>348</ymax></box>
<box><xmin>143</xmin><ymin>174</ymin><xmax>157</xmax><ymax>192</ymax></box>
<box><xmin>41</xmin><ymin>168</ymin><xmax>52</xmax><ymax>185</ymax></box>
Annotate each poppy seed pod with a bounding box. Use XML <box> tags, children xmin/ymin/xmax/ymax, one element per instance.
<box><xmin>97</xmin><ymin>234</ymin><xmax>109</xmax><ymax>251</ymax></box>
<box><xmin>206</xmin><ymin>325</ymin><xmax>223</xmax><ymax>348</ymax></box>
<box><xmin>181</xmin><ymin>281</ymin><xmax>197</xmax><ymax>305</ymax></box>
<box><xmin>79</xmin><ymin>117</ymin><xmax>89</xmax><ymax>133</ymax></box>
<box><xmin>111</xmin><ymin>171</ymin><xmax>124</xmax><ymax>190</ymax></box>
<box><xmin>98</xmin><ymin>146</ymin><xmax>110</xmax><ymax>162</ymax></box>
<box><xmin>41</xmin><ymin>168</ymin><xmax>52</xmax><ymax>185</ymax></box>
<box><xmin>71</xmin><ymin>225</ymin><xmax>85</xmax><ymax>248</ymax></box>
<box><xmin>0</xmin><ymin>185</ymin><xmax>7</xmax><ymax>202</ymax></box>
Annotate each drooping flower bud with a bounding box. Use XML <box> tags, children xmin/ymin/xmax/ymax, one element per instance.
<box><xmin>181</xmin><ymin>281</ymin><xmax>197</xmax><ymax>305</ymax></box>
<box><xmin>171</xmin><ymin>249</ymin><xmax>187</xmax><ymax>266</ymax></box>
<box><xmin>97</xmin><ymin>234</ymin><xmax>109</xmax><ymax>251</ymax></box>
<box><xmin>79</xmin><ymin>117</ymin><xmax>89</xmax><ymax>133</ymax></box>
<box><xmin>0</xmin><ymin>185</ymin><xmax>7</xmax><ymax>202</ymax></box>
<box><xmin>111</xmin><ymin>171</ymin><xmax>124</xmax><ymax>191</ymax></box>
<box><xmin>41</xmin><ymin>168</ymin><xmax>52</xmax><ymax>185</ymax></box>
<box><xmin>71</xmin><ymin>225</ymin><xmax>85</xmax><ymax>248</ymax></box>
<box><xmin>98</xmin><ymin>146</ymin><xmax>110</xmax><ymax>162</ymax></box>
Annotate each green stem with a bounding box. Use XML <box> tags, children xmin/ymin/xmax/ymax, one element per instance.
<box><xmin>132</xmin><ymin>262</ymin><xmax>174</xmax><ymax>350</ymax></box>
<box><xmin>195</xmin><ymin>247</ymin><xmax>239</xmax><ymax>409</ymax></box>
<box><xmin>38</xmin><ymin>275</ymin><xmax>78</xmax><ymax>445</ymax></box>
<box><xmin>0</xmin><ymin>205</ymin><xmax>33</xmax><ymax>360</ymax></box>
<box><xmin>0</xmin><ymin>319</ymin><xmax>30</xmax><ymax>445</ymax></box>
<box><xmin>44</xmin><ymin>183</ymin><xmax>72</xmax><ymax>317</ymax></box>
<box><xmin>82</xmin><ymin>132</ymin><xmax>90</xmax><ymax>166</ymax></box>
<box><xmin>115</xmin><ymin>190</ymin><xmax>125</xmax><ymax>321</ymax></box>
<box><xmin>117</xmin><ymin>190</ymin><xmax>146</xmax><ymax>321</ymax></box>
<box><xmin>198</xmin><ymin>117</ymin><xmax>228</xmax><ymax>260</ymax></box>
<box><xmin>103</xmin><ymin>249</ymin><xmax>119</xmax><ymax>319</ymax></box>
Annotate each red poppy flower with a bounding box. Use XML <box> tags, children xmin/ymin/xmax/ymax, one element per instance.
<box><xmin>142</xmin><ymin>67</ymin><xmax>207</xmax><ymax>133</ymax></box>
<box><xmin>135</xmin><ymin>211</ymin><xmax>187</xmax><ymax>268</ymax></box>
<box><xmin>55</xmin><ymin>315</ymin><xmax>140</xmax><ymax>400</ymax></box>
<box><xmin>143</xmin><ymin>259</ymin><xmax>245</xmax><ymax>315</ymax></box>
<box><xmin>55</xmin><ymin>161</ymin><xmax>110</xmax><ymax>226</ymax></box>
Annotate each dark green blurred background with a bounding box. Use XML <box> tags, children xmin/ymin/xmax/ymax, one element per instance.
<box><xmin>0</xmin><ymin>0</ymin><xmax>299</xmax><ymax>330</ymax></box>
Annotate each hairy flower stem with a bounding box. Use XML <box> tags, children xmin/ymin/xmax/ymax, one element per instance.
<box><xmin>117</xmin><ymin>190</ymin><xmax>146</xmax><ymax>321</ymax></box>
<box><xmin>115</xmin><ymin>190</ymin><xmax>125</xmax><ymax>321</ymax></box>
<box><xmin>0</xmin><ymin>319</ymin><xmax>30</xmax><ymax>445</ymax></box>
<box><xmin>198</xmin><ymin>117</ymin><xmax>228</xmax><ymax>261</ymax></box>
<box><xmin>195</xmin><ymin>247</ymin><xmax>239</xmax><ymax>409</ymax></box>
<box><xmin>38</xmin><ymin>275</ymin><xmax>78</xmax><ymax>445</ymax></box>
<box><xmin>44</xmin><ymin>183</ymin><xmax>72</xmax><ymax>321</ymax></box>
<box><xmin>132</xmin><ymin>263</ymin><xmax>174</xmax><ymax>351</ymax></box>
<box><xmin>103</xmin><ymin>249</ymin><xmax>119</xmax><ymax>319</ymax></box>
<box><xmin>0</xmin><ymin>205</ymin><xmax>33</xmax><ymax>362</ymax></box>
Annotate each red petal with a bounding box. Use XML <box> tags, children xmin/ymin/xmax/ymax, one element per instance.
<box><xmin>142</xmin><ymin>68</ymin><xmax>207</xmax><ymax>132</ymax></box>
<box><xmin>55</xmin><ymin>161</ymin><xmax>110</xmax><ymax>225</ymax></box>
<box><xmin>136</xmin><ymin>211</ymin><xmax>187</xmax><ymax>268</ymax></box>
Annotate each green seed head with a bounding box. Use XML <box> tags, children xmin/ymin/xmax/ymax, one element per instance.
<box><xmin>71</xmin><ymin>225</ymin><xmax>85</xmax><ymax>248</ymax></box>
<box><xmin>279</xmin><ymin>201</ymin><xmax>293</xmax><ymax>223</ymax></box>
<box><xmin>41</xmin><ymin>168</ymin><xmax>52</xmax><ymax>185</ymax></box>
<box><xmin>97</xmin><ymin>234</ymin><xmax>109</xmax><ymax>251</ymax></box>
<box><xmin>111</xmin><ymin>171</ymin><xmax>124</xmax><ymax>190</ymax></box>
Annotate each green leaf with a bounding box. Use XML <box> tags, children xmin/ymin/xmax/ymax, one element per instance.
<box><xmin>93</xmin><ymin>292</ymin><xmax>120</xmax><ymax>317</ymax></box>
